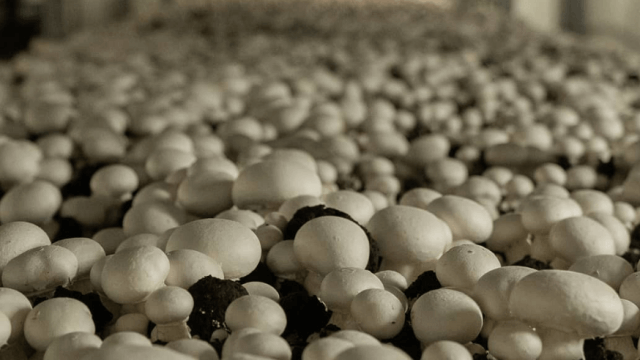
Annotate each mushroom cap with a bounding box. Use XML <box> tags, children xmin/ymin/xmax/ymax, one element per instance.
<box><xmin>485</xmin><ymin>213</ymin><xmax>528</xmax><ymax>252</ymax></box>
<box><xmin>232</xmin><ymin>160</ymin><xmax>323</xmax><ymax>211</ymax></box>
<box><xmin>0</xmin><ymin>287</ymin><xmax>31</xmax><ymax>343</ymax></box>
<box><xmin>101</xmin><ymin>331</ymin><xmax>151</xmax><ymax>347</ymax></box>
<box><xmin>435</xmin><ymin>244</ymin><xmax>501</xmax><ymax>290</ymax></box>
<box><xmin>0</xmin><ymin>180</ymin><xmax>62</xmax><ymax>225</ymax></box>
<box><xmin>350</xmin><ymin>288</ymin><xmax>405</xmax><ymax>340</ymax></box>
<box><xmin>242</xmin><ymin>282</ymin><xmax>280</xmax><ymax>302</ymax></box>
<box><xmin>165</xmin><ymin>218</ymin><xmax>261</xmax><ymax>279</ymax></box>
<box><xmin>89</xmin><ymin>255</ymin><xmax>111</xmax><ymax>294</ymax></box>
<box><xmin>122</xmin><ymin>201</ymin><xmax>188</xmax><ymax>236</ymax></box>
<box><xmin>302</xmin><ymin>337</ymin><xmax>354</xmax><ymax>360</ymax></box>
<box><xmin>176</xmin><ymin>171</ymin><xmax>235</xmax><ymax>217</ymax></box>
<box><xmin>165</xmin><ymin>249</ymin><xmax>224</xmax><ymax>289</ymax></box>
<box><xmin>509</xmin><ymin>270</ymin><xmax>624</xmax><ymax>337</ymax></box>
<box><xmin>24</xmin><ymin>298</ymin><xmax>95</xmax><ymax>351</ymax></box>
<box><xmin>411</xmin><ymin>288</ymin><xmax>483</xmax><ymax>345</ymax></box>
<box><xmin>92</xmin><ymin>227</ymin><xmax>127</xmax><ymax>255</ymax></box>
<box><xmin>487</xmin><ymin>320</ymin><xmax>542</xmax><ymax>360</ymax></box>
<box><xmin>519</xmin><ymin>196</ymin><xmax>583</xmax><ymax>235</ymax></box>
<box><xmin>587</xmin><ymin>212</ymin><xmax>631</xmax><ymax>256</ymax></box>
<box><xmin>2</xmin><ymin>245</ymin><xmax>78</xmax><ymax>294</ymax></box>
<box><xmin>226</xmin><ymin>331</ymin><xmax>291</xmax><ymax>360</ymax></box>
<box><xmin>571</xmin><ymin>190</ymin><xmax>614</xmax><ymax>215</ymax></box>
<box><xmin>43</xmin><ymin>332</ymin><xmax>102</xmax><ymax>360</ymax></box>
<box><xmin>615</xmin><ymin>299</ymin><xmax>640</xmax><ymax>336</ymax></box>
<box><xmin>473</xmin><ymin>266</ymin><xmax>537</xmax><ymax>321</ymax></box>
<box><xmin>90</xmin><ymin>164</ymin><xmax>140</xmax><ymax>199</ymax></box>
<box><xmin>79</xmin><ymin>344</ymin><xmax>193</xmax><ymax>360</ymax></box>
<box><xmin>266</xmin><ymin>240</ymin><xmax>305</xmax><ymax>279</ymax></box>
<box><xmin>548</xmin><ymin>216</ymin><xmax>616</xmax><ymax>262</ymax></box>
<box><xmin>568</xmin><ymin>254</ymin><xmax>633</xmax><ymax>291</ymax></box>
<box><xmin>619</xmin><ymin>272</ymin><xmax>640</xmax><ymax>309</ymax></box>
<box><xmin>0</xmin><ymin>221</ymin><xmax>51</xmax><ymax>277</ymax></box>
<box><xmin>277</xmin><ymin>195</ymin><xmax>324</xmax><ymax>221</ymax></box>
<box><xmin>215</xmin><ymin>209</ymin><xmax>265</xmax><ymax>230</ymax></box>
<box><xmin>166</xmin><ymin>338</ymin><xmax>220</xmax><ymax>360</ymax></box>
<box><xmin>334</xmin><ymin>344</ymin><xmax>412</xmax><ymax>360</ymax></box>
<box><xmin>101</xmin><ymin>245</ymin><xmax>170</xmax><ymax>304</ymax></box>
<box><xmin>115</xmin><ymin>233</ymin><xmax>161</xmax><ymax>253</ymax></box>
<box><xmin>293</xmin><ymin>216</ymin><xmax>370</xmax><ymax>276</ymax></box>
<box><xmin>145</xmin><ymin>148</ymin><xmax>197</xmax><ymax>181</ymax></box>
<box><xmin>426</xmin><ymin>195</ymin><xmax>493</xmax><ymax>243</ymax></box>
<box><xmin>398</xmin><ymin>188</ymin><xmax>442</xmax><ymax>210</ymax></box>
<box><xmin>145</xmin><ymin>286</ymin><xmax>194</xmax><ymax>324</ymax></box>
<box><xmin>323</xmin><ymin>190</ymin><xmax>376</xmax><ymax>225</ymax></box>
<box><xmin>225</xmin><ymin>295</ymin><xmax>287</xmax><ymax>335</ymax></box>
<box><xmin>420</xmin><ymin>340</ymin><xmax>473</xmax><ymax>360</ymax></box>
<box><xmin>188</xmin><ymin>156</ymin><xmax>239</xmax><ymax>179</ymax></box>
<box><xmin>53</xmin><ymin>237</ymin><xmax>106</xmax><ymax>278</ymax></box>
<box><xmin>330</xmin><ymin>330</ymin><xmax>381</xmax><ymax>346</ymax></box>
<box><xmin>367</xmin><ymin>205</ymin><xmax>452</xmax><ymax>264</ymax></box>
<box><xmin>113</xmin><ymin>313</ymin><xmax>149</xmax><ymax>335</ymax></box>
<box><xmin>320</xmin><ymin>268</ymin><xmax>384</xmax><ymax>312</ymax></box>
<box><xmin>375</xmin><ymin>270</ymin><xmax>408</xmax><ymax>291</ymax></box>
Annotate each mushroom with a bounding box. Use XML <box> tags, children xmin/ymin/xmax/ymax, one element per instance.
<box><xmin>90</xmin><ymin>164</ymin><xmax>140</xmax><ymax>201</ymax></box>
<box><xmin>232</xmin><ymin>160</ymin><xmax>322</xmax><ymax>212</ymax></box>
<box><xmin>509</xmin><ymin>270</ymin><xmax>624</xmax><ymax>360</ymax></box>
<box><xmin>215</xmin><ymin>209</ymin><xmax>265</xmax><ymax>230</ymax></box>
<box><xmin>254</xmin><ymin>224</ymin><xmax>283</xmax><ymax>256</ymax></box>
<box><xmin>80</xmin><ymin>344</ymin><xmax>193</xmax><ymax>360</ymax></box>
<box><xmin>519</xmin><ymin>195</ymin><xmax>583</xmax><ymax>235</ymax></box>
<box><xmin>266</xmin><ymin>240</ymin><xmax>307</xmax><ymax>284</ymax></box>
<box><xmin>122</xmin><ymin>200</ymin><xmax>188</xmax><ymax>236</ymax></box>
<box><xmin>349</xmin><ymin>288</ymin><xmax>405</xmax><ymax>340</ymax></box>
<box><xmin>165</xmin><ymin>249</ymin><xmax>224</xmax><ymax>289</ymax></box>
<box><xmin>223</xmin><ymin>331</ymin><xmax>292</xmax><ymax>360</ymax></box>
<box><xmin>302</xmin><ymin>337</ymin><xmax>354</xmax><ymax>360</ymax></box>
<box><xmin>145</xmin><ymin>147</ymin><xmax>197</xmax><ymax>181</ymax></box>
<box><xmin>435</xmin><ymin>243</ymin><xmax>501</xmax><ymax>292</ymax></box>
<box><xmin>293</xmin><ymin>216</ymin><xmax>370</xmax><ymax>294</ymax></box>
<box><xmin>23</xmin><ymin>298</ymin><xmax>95</xmax><ymax>352</ymax></box>
<box><xmin>92</xmin><ymin>227</ymin><xmax>127</xmax><ymax>255</ymax></box>
<box><xmin>37</xmin><ymin>158</ymin><xmax>73</xmax><ymax>188</ymax></box>
<box><xmin>472</xmin><ymin>266</ymin><xmax>537</xmax><ymax>323</ymax></box>
<box><xmin>601</xmin><ymin>299</ymin><xmax>640</xmax><ymax>359</ymax></box>
<box><xmin>52</xmin><ymin>237</ymin><xmax>106</xmax><ymax>293</ymax></box>
<box><xmin>548</xmin><ymin>216</ymin><xmax>616</xmax><ymax>263</ymax></box>
<box><xmin>165</xmin><ymin>218</ymin><xmax>261</xmax><ymax>280</ymax></box>
<box><xmin>112</xmin><ymin>313</ymin><xmax>149</xmax><ymax>336</ymax></box>
<box><xmin>411</xmin><ymin>288</ymin><xmax>483</xmax><ymax>347</ymax></box>
<box><xmin>115</xmin><ymin>233</ymin><xmax>162</xmax><ymax>253</ymax></box>
<box><xmin>42</xmin><ymin>332</ymin><xmax>102</xmax><ymax>360</ymax></box>
<box><xmin>398</xmin><ymin>188</ymin><xmax>442</xmax><ymax>210</ymax></box>
<box><xmin>486</xmin><ymin>320</ymin><xmax>542</xmax><ymax>360</ymax></box>
<box><xmin>225</xmin><ymin>295</ymin><xmax>287</xmax><ymax>335</ymax></box>
<box><xmin>145</xmin><ymin>286</ymin><xmax>194</xmax><ymax>343</ymax></box>
<box><xmin>101</xmin><ymin>331</ymin><xmax>152</xmax><ymax>348</ymax></box>
<box><xmin>166</xmin><ymin>338</ymin><xmax>219</xmax><ymax>360</ymax></box>
<box><xmin>0</xmin><ymin>180</ymin><xmax>62</xmax><ymax>225</ymax></box>
<box><xmin>0</xmin><ymin>311</ymin><xmax>10</xmax><ymax>348</ymax></box>
<box><xmin>2</xmin><ymin>245</ymin><xmax>78</xmax><ymax>298</ymax></box>
<box><xmin>0</xmin><ymin>221</ymin><xmax>51</xmax><ymax>280</ymax></box>
<box><xmin>176</xmin><ymin>171</ymin><xmax>235</xmax><ymax>218</ymax></box>
<box><xmin>571</xmin><ymin>189</ymin><xmax>614</xmax><ymax>215</ymax></box>
<box><xmin>334</xmin><ymin>344</ymin><xmax>412</xmax><ymax>360</ymax></box>
<box><xmin>568</xmin><ymin>254</ymin><xmax>633</xmax><ymax>291</ymax></box>
<box><xmin>367</xmin><ymin>205</ymin><xmax>452</xmax><ymax>283</ymax></box>
<box><xmin>426</xmin><ymin>195</ymin><xmax>493</xmax><ymax>243</ymax></box>
<box><xmin>277</xmin><ymin>195</ymin><xmax>324</xmax><ymax>221</ymax></box>
<box><xmin>0</xmin><ymin>139</ymin><xmax>42</xmax><ymax>189</ymax></box>
<box><xmin>242</xmin><ymin>282</ymin><xmax>279</xmax><ymax>302</ymax></box>
<box><xmin>319</xmin><ymin>268</ymin><xmax>385</xmax><ymax>330</ymax></box>
<box><xmin>587</xmin><ymin>211</ymin><xmax>631</xmax><ymax>255</ymax></box>
<box><xmin>101</xmin><ymin>245</ymin><xmax>170</xmax><ymax>304</ymax></box>
<box><xmin>420</xmin><ymin>340</ymin><xmax>473</xmax><ymax>360</ymax></box>
<box><xmin>322</xmin><ymin>190</ymin><xmax>375</xmax><ymax>225</ymax></box>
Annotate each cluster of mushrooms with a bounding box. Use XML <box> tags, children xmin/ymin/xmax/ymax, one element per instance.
<box><xmin>1</xmin><ymin>0</ymin><xmax>640</xmax><ymax>359</ymax></box>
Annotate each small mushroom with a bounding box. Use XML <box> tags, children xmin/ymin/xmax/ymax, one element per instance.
<box><xmin>112</xmin><ymin>313</ymin><xmax>149</xmax><ymax>336</ymax></box>
<box><xmin>266</xmin><ymin>240</ymin><xmax>306</xmax><ymax>283</ymax></box>
<box><xmin>350</xmin><ymin>288</ymin><xmax>405</xmax><ymax>340</ymax></box>
<box><xmin>420</xmin><ymin>340</ymin><xmax>473</xmax><ymax>360</ymax></box>
<box><xmin>242</xmin><ymin>282</ymin><xmax>279</xmax><ymax>302</ymax></box>
<box><xmin>224</xmin><ymin>331</ymin><xmax>291</xmax><ymax>360</ymax></box>
<box><xmin>487</xmin><ymin>320</ymin><xmax>542</xmax><ymax>360</ymax></box>
<box><xmin>322</xmin><ymin>190</ymin><xmax>375</xmax><ymax>225</ymax></box>
<box><xmin>0</xmin><ymin>221</ymin><xmax>51</xmax><ymax>280</ymax></box>
<box><xmin>122</xmin><ymin>200</ymin><xmax>188</xmax><ymax>236</ymax></box>
<box><xmin>302</xmin><ymin>337</ymin><xmax>354</xmax><ymax>360</ymax></box>
<box><xmin>435</xmin><ymin>243</ymin><xmax>501</xmax><ymax>291</ymax></box>
<box><xmin>225</xmin><ymin>295</ymin><xmax>287</xmax><ymax>335</ymax></box>
<box><xmin>548</xmin><ymin>216</ymin><xmax>616</xmax><ymax>263</ymax></box>
<box><xmin>519</xmin><ymin>195</ymin><xmax>583</xmax><ymax>235</ymax></box>
<box><xmin>52</xmin><ymin>237</ymin><xmax>106</xmax><ymax>293</ymax></box>
<box><xmin>398</xmin><ymin>188</ymin><xmax>442</xmax><ymax>210</ymax></box>
<box><xmin>42</xmin><ymin>332</ymin><xmax>102</xmax><ymax>360</ymax></box>
<box><xmin>426</xmin><ymin>195</ymin><xmax>493</xmax><ymax>243</ymax></box>
<box><xmin>568</xmin><ymin>254</ymin><xmax>633</xmax><ymax>291</ymax></box>
<box><xmin>90</xmin><ymin>164</ymin><xmax>140</xmax><ymax>201</ymax></box>
<box><xmin>176</xmin><ymin>171</ymin><xmax>235</xmax><ymax>218</ymax></box>
<box><xmin>0</xmin><ymin>180</ymin><xmax>62</xmax><ymax>225</ymax></box>
<box><xmin>146</xmin><ymin>286</ymin><xmax>194</xmax><ymax>343</ymax></box>
<box><xmin>165</xmin><ymin>249</ymin><xmax>224</xmax><ymax>289</ymax></box>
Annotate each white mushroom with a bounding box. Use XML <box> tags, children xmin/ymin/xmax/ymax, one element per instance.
<box><xmin>145</xmin><ymin>286</ymin><xmax>194</xmax><ymax>343</ymax></box>
<box><xmin>225</xmin><ymin>295</ymin><xmax>287</xmax><ymax>335</ymax></box>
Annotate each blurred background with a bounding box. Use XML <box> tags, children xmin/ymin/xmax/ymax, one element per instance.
<box><xmin>1</xmin><ymin>0</ymin><xmax>640</xmax><ymax>59</ymax></box>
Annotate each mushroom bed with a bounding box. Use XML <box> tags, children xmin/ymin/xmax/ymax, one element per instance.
<box><xmin>2</xmin><ymin>1</ymin><xmax>640</xmax><ymax>359</ymax></box>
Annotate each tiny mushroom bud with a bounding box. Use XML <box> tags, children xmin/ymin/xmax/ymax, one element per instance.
<box><xmin>165</xmin><ymin>218</ymin><xmax>261</xmax><ymax>279</ymax></box>
<box><xmin>165</xmin><ymin>249</ymin><xmax>224</xmax><ymax>289</ymax></box>
<box><xmin>145</xmin><ymin>286</ymin><xmax>194</xmax><ymax>343</ymax></box>
<box><xmin>225</xmin><ymin>295</ymin><xmax>287</xmax><ymax>335</ymax></box>
<box><xmin>42</xmin><ymin>332</ymin><xmax>102</xmax><ymax>360</ymax></box>
<box><xmin>411</xmin><ymin>288</ymin><xmax>483</xmax><ymax>346</ymax></box>
<box><xmin>420</xmin><ymin>340</ymin><xmax>473</xmax><ymax>360</ymax></box>
<box><xmin>24</xmin><ymin>298</ymin><xmax>95</xmax><ymax>352</ymax></box>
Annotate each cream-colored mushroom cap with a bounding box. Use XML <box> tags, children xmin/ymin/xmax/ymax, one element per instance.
<box><xmin>79</xmin><ymin>344</ymin><xmax>193</xmax><ymax>360</ymax></box>
<box><xmin>0</xmin><ymin>180</ymin><xmax>62</xmax><ymax>225</ymax></box>
<box><xmin>176</xmin><ymin>171</ymin><xmax>235</xmax><ymax>218</ymax></box>
<box><xmin>122</xmin><ymin>201</ymin><xmax>188</xmax><ymax>236</ymax></box>
<box><xmin>232</xmin><ymin>160</ymin><xmax>322</xmax><ymax>211</ymax></box>
<box><xmin>101</xmin><ymin>245</ymin><xmax>170</xmax><ymax>304</ymax></box>
<box><xmin>0</xmin><ymin>287</ymin><xmax>31</xmax><ymax>343</ymax></box>
<box><xmin>487</xmin><ymin>320</ymin><xmax>542</xmax><ymax>360</ymax></box>
<box><xmin>323</xmin><ymin>191</ymin><xmax>375</xmax><ymax>225</ymax></box>
<box><xmin>420</xmin><ymin>340</ymin><xmax>473</xmax><ymax>360</ymax></box>
<box><xmin>320</xmin><ymin>268</ymin><xmax>385</xmax><ymax>311</ymax></box>
<box><xmin>24</xmin><ymin>298</ymin><xmax>95</xmax><ymax>351</ymax></box>
<box><xmin>367</xmin><ymin>205</ymin><xmax>452</xmax><ymax>266</ymax></box>
<box><xmin>0</xmin><ymin>221</ymin><xmax>51</xmax><ymax>278</ymax></box>
<box><xmin>571</xmin><ymin>190</ymin><xmax>614</xmax><ymax>215</ymax></box>
<box><xmin>166</xmin><ymin>338</ymin><xmax>220</xmax><ymax>360</ymax></box>
<box><xmin>89</xmin><ymin>255</ymin><xmax>111</xmax><ymax>294</ymax></box>
<box><xmin>335</xmin><ymin>344</ymin><xmax>412</xmax><ymax>360</ymax></box>
<box><xmin>473</xmin><ymin>266</ymin><xmax>537</xmax><ymax>321</ymax></box>
<box><xmin>145</xmin><ymin>286</ymin><xmax>194</xmax><ymax>324</ymax></box>
<box><xmin>115</xmin><ymin>233</ymin><xmax>161</xmax><ymax>253</ymax></box>
<box><xmin>509</xmin><ymin>270</ymin><xmax>624</xmax><ymax>337</ymax></box>
<box><xmin>302</xmin><ymin>337</ymin><xmax>354</xmax><ymax>360</ymax></box>
<box><xmin>485</xmin><ymin>213</ymin><xmax>528</xmax><ymax>252</ymax></box>
<box><xmin>350</xmin><ymin>288</ymin><xmax>405</xmax><ymax>340</ymax></box>
<box><xmin>101</xmin><ymin>331</ymin><xmax>152</xmax><ymax>347</ymax></box>
<box><xmin>293</xmin><ymin>216</ymin><xmax>370</xmax><ymax>276</ymax></box>
<box><xmin>568</xmin><ymin>255</ymin><xmax>633</xmax><ymax>291</ymax></box>
<box><xmin>375</xmin><ymin>270</ymin><xmax>408</xmax><ymax>291</ymax></box>
<box><xmin>398</xmin><ymin>188</ymin><xmax>442</xmax><ymax>210</ymax></box>
<box><xmin>221</xmin><ymin>327</ymin><xmax>262</xmax><ymax>359</ymax></box>
<box><xmin>242</xmin><ymin>282</ymin><xmax>280</xmax><ymax>302</ymax></box>
<box><xmin>266</xmin><ymin>240</ymin><xmax>305</xmax><ymax>279</ymax></box>
<box><xmin>165</xmin><ymin>249</ymin><xmax>224</xmax><ymax>289</ymax></box>
<box><xmin>435</xmin><ymin>244</ymin><xmax>501</xmax><ymax>290</ymax></box>
<box><xmin>587</xmin><ymin>212</ymin><xmax>631</xmax><ymax>256</ymax></box>
<box><xmin>53</xmin><ymin>238</ymin><xmax>106</xmax><ymax>278</ymax></box>
<box><xmin>165</xmin><ymin>218</ymin><xmax>261</xmax><ymax>279</ymax></box>
<box><xmin>225</xmin><ymin>295</ymin><xmax>287</xmax><ymax>335</ymax></box>
<box><xmin>548</xmin><ymin>216</ymin><xmax>616</xmax><ymax>262</ymax></box>
<box><xmin>330</xmin><ymin>330</ymin><xmax>381</xmax><ymax>346</ymax></box>
<box><xmin>43</xmin><ymin>332</ymin><xmax>102</xmax><ymax>360</ymax></box>
<box><xmin>411</xmin><ymin>288</ymin><xmax>483</xmax><ymax>345</ymax></box>
<box><xmin>519</xmin><ymin>196</ymin><xmax>583</xmax><ymax>235</ymax></box>
<box><xmin>225</xmin><ymin>331</ymin><xmax>291</xmax><ymax>360</ymax></box>
<box><xmin>2</xmin><ymin>245</ymin><xmax>78</xmax><ymax>294</ymax></box>
<box><xmin>113</xmin><ymin>313</ymin><xmax>149</xmax><ymax>335</ymax></box>
<box><xmin>426</xmin><ymin>196</ymin><xmax>493</xmax><ymax>243</ymax></box>
<box><xmin>215</xmin><ymin>209</ymin><xmax>265</xmax><ymax>230</ymax></box>
<box><xmin>90</xmin><ymin>164</ymin><xmax>139</xmax><ymax>199</ymax></box>
<box><xmin>618</xmin><ymin>272</ymin><xmax>640</xmax><ymax>309</ymax></box>
<box><xmin>278</xmin><ymin>195</ymin><xmax>324</xmax><ymax>221</ymax></box>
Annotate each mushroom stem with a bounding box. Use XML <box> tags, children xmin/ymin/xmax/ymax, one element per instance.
<box><xmin>537</xmin><ymin>327</ymin><xmax>584</xmax><ymax>360</ymax></box>
<box><xmin>603</xmin><ymin>336</ymin><xmax>637</xmax><ymax>360</ymax></box>
<box><xmin>151</xmin><ymin>320</ymin><xmax>192</xmax><ymax>343</ymax></box>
